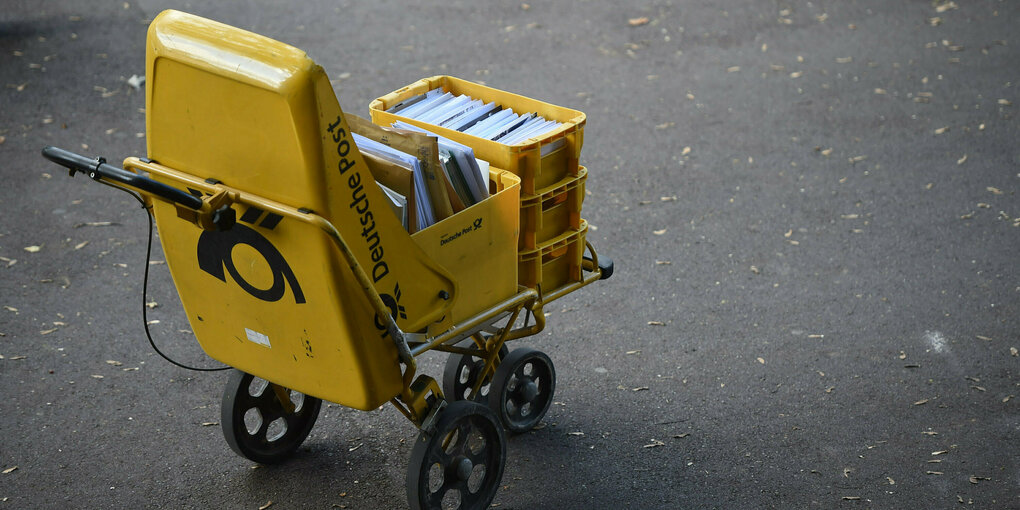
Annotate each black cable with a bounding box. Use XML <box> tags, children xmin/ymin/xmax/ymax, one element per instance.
<box><xmin>108</xmin><ymin>180</ymin><xmax>229</xmax><ymax>372</ymax></box>
<box><xmin>140</xmin><ymin>204</ymin><xmax>229</xmax><ymax>372</ymax></box>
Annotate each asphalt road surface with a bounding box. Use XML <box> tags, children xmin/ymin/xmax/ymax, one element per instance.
<box><xmin>2</xmin><ymin>1</ymin><xmax>1017</xmax><ymax>508</ymax></box>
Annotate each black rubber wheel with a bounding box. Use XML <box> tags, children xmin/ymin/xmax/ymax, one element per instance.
<box><xmin>487</xmin><ymin>348</ymin><xmax>555</xmax><ymax>433</ymax></box>
<box><xmin>407</xmin><ymin>400</ymin><xmax>506</xmax><ymax>510</ymax></box>
<box><xmin>442</xmin><ymin>344</ymin><xmax>509</xmax><ymax>402</ymax></box>
<box><xmin>220</xmin><ymin>369</ymin><xmax>321</xmax><ymax>464</ymax></box>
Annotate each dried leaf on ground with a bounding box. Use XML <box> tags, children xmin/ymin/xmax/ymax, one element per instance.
<box><xmin>2</xmin><ymin>466</ymin><xmax>17</xmax><ymax>474</ymax></box>
<box><xmin>647</xmin><ymin>321</ymin><xmax>665</xmax><ymax>326</ymax></box>
<box><xmin>914</xmin><ymin>399</ymin><xmax>929</xmax><ymax>406</ymax></box>
<box><xmin>24</xmin><ymin>246</ymin><xmax>41</xmax><ymax>253</ymax></box>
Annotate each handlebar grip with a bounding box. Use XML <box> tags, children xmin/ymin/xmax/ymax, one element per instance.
<box><xmin>42</xmin><ymin>146</ymin><xmax>204</xmax><ymax>210</ymax></box>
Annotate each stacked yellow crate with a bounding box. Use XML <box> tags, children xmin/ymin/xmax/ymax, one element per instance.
<box><xmin>370</xmin><ymin>75</ymin><xmax>589</xmax><ymax>295</ymax></box>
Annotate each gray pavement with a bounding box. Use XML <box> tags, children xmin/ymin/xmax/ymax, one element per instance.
<box><xmin>2</xmin><ymin>1</ymin><xmax>1018</xmax><ymax>508</ymax></box>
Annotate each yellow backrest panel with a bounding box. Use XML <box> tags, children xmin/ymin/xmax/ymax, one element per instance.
<box><xmin>144</xmin><ymin>10</ymin><xmax>457</xmax><ymax>409</ymax></box>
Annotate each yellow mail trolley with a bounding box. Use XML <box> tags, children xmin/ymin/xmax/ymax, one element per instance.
<box><xmin>41</xmin><ymin>10</ymin><xmax>612</xmax><ymax>510</ymax></box>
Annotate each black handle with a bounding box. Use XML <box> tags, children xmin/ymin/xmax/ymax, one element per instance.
<box><xmin>41</xmin><ymin>146</ymin><xmax>204</xmax><ymax>210</ymax></box>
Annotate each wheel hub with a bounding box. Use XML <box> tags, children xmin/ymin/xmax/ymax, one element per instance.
<box><xmin>455</xmin><ymin>456</ymin><xmax>473</xmax><ymax>481</ymax></box>
<box><xmin>521</xmin><ymin>378</ymin><xmax>539</xmax><ymax>402</ymax></box>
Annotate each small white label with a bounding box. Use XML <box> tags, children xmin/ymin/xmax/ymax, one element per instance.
<box><xmin>245</xmin><ymin>328</ymin><xmax>271</xmax><ymax>348</ymax></box>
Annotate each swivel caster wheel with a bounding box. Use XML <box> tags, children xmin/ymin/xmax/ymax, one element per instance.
<box><xmin>220</xmin><ymin>369</ymin><xmax>321</xmax><ymax>464</ymax></box>
<box><xmin>488</xmin><ymin>348</ymin><xmax>555</xmax><ymax>433</ymax></box>
<box><xmin>407</xmin><ymin>400</ymin><xmax>506</xmax><ymax>510</ymax></box>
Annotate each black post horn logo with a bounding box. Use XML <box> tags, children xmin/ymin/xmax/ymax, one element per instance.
<box><xmin>197</xmin><ymin>216</ymin><xmax>305</xmax><ymax>304</ymax></box>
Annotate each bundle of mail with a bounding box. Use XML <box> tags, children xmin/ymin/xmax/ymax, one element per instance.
<box><xmin>387</xmin><ymin>88</ymin><xmax>565</xmax><ymax>146</ymax></box>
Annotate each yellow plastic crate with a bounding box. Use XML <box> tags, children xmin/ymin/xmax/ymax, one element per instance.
<box><xmin>519</xmin><ymin>166</ymin><xmax>586</xmax><ymax>250</ymax></box>
<box><xmin>369</xmin><ymin>75</ymin><xmax>585</xmax><ymax>195</ymax></box>
<box><xmin>518</xmin><ymin>220</ymin><xmax>588</xmax><ymax>293</ymax></box>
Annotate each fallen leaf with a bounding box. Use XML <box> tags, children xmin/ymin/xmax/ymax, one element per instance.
<box><xmin>835</xmin><ymin>57</ymin><xmax>852</xmax><ymax>64</ymax></box>
<box><xmin>821</xmin><ymin>148</ymin><xmax>833</xmax><ymax>156</ymax></box>
<box><xmin>647</xmin><ymin>321</ymin><xmax>665</xmax><ymax>326</ymax></box>
<box><xmin>998</xmin><ymin>99</ymin><xmax>1013</xmax><ymax>106</ymax></box>
<box><xmin>934</xmin><ymin>126</ymin><xmax>949</xmax><ymax>135</ymax></box>
<box><xmin>626</xmin><ymin>350</ymin><xmax>641</xmax><ymax>355</ymax></box>
<box><xmin>969</xmin><ymin>475</ymin><xmax>989</xmax><ymax>484</ymax></box>
<box><xmin>674</xmin><ymin>433</ymin><xmax>690</xmax><ymax>438</ymax></box>
<box><xmin>987</xmin><ymin>187</ymin><xmax>1003</xmax><ymax>195</ymax></box>
<box><xmin>39</xmin><ymin>328</ymin><xmax>58</xmax><ymax>335</ymax></box>
<box><xmin>632</xmin><ymin>386</ymin><xmax>649</xmax><ymax>392</ymax></box>
<box><xmin>914</xmin><ymin>399</ymin><xmax>929</xmax><ymax>406</ymax></box>
<box><xmin>756</xmin><ymin>357</ymin><xmax>765</xmax><ymax>364</ymax></box>
<box><xmin>655</xmin><ymin>260</ymin><xmax>671</xmax><ymax>265</ymax></box>
<box><xmin>91</xmin><ymin>374</ymin><xmax>104</xmax><ymax>379</ymax></box>
<box><xmin>727</xmin><ymin>66</ymin><xmax>741</xmax><ymax>73</ymax></box>
<box><xmin>201</xmin><ymin>422</ymin><xmax>218</xmax><ymax>427</ymax></box>
<box><xmin>628</xmin><ymin>17</ymin><xmax>649</xmax><ymax>27</ymax></box>
<box><xmin>643</xmin><ymin>439</ymin><xmax>665</xmax><ymax>448</ymax></box>
<box><xmin>1003</xmin><ymin>395</ymin><xmax>1013</xmax><ymax>402</ymax></box>
<box><xmin>1010</xmin><ymin>347</ymin><xmax>1018</xmax><ymax>357</ymax></box>
<box><xmin>922</xmin><ymin>430</ymin><xmax>938</xmax><ymax>436</ymax></box>
<box><xmin>4</xmin><ymin>306</ymin><xmax>18</xmax><ymax>313</ymax></box>
<box><xmin>887</xmin><ymin>477</ymin><xmax>895</xmax><ymax>485</ymax></box>
<box><xmin>74</xmin><ymin>241</ymin><xmax>89</xmax><ymax>250</ymax></box>
<box><xmin>932</xmin><ymin>450</ymin><xmax>948</xmax><ymax>456</ymax></box>
<box><xmin>926</xmin><ymin>471</ymin><xmax>943</xmax><ymax>475</ymax></box>
<box><xmin>567</xmin><ymin>431</ymin><xmax>585</xmax><ymax>436</ymax></box>
<box><xmin>9</xmin><ymin>355</ymin><xmax>27</xmax><ymax>360</ymax></box>
<box><xmin>660</xmin><ymin>196</ymin><xmax>677</xmax><ymax>201</ymax></box>
<box><xmin>957</xmin><ymin>154</ymin><xmax>967</xmax><ymax>165</ymax></box>
<box><xmin>971</xmin><ymin>385</ymin><xmax>986</xmax><ymax>392</ymax></box>
<box><xmin>259</xmin><ymin>501</ymin><xmax>274</xmax><ymax>510</ymax></box>
<box><xmin>106</xmin><ymin>360</ymin><xmax>122</xmax><ymax>366</ymax></box>
<box><xmin>24</xmin><ymin>246</ymin><xmax>41</xmax><ymax>253</ymax></box>
<box><xmin>789</xmin><ymin>71</ymin><xmax>803</xmax><ymax>78</ymax></box>
<box><xmin>655</xmin><ymin>122</ymin><xmax>675</xmax><ymax>130</ymax></box>
<box><xmin>2</xmin><ymin>466</ymin><xmax>17</xmax><ymax>474</ymax></box>
<box><xmin>936</xmin><ymin>1</ymin><xmax>958</xmax><ymax>13</ymax></box>
<box><xmin>874</xmin><ymin>88</ymin><xmax>887</xmax><ymax>95</ymax></box>
<box><xmin>682</xmin><ymin>146</ymin><xmax>691</xmax><ymax>156</ymax></box>
<box><xmin>808</xmin><ymin>334</ymin><xmax>824</xmax><ymax>339</ymax></box>
<box><xmin>653</xmin><ymin>228</ymin><xmax>667</xmax><ymax>235</ymax></box>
